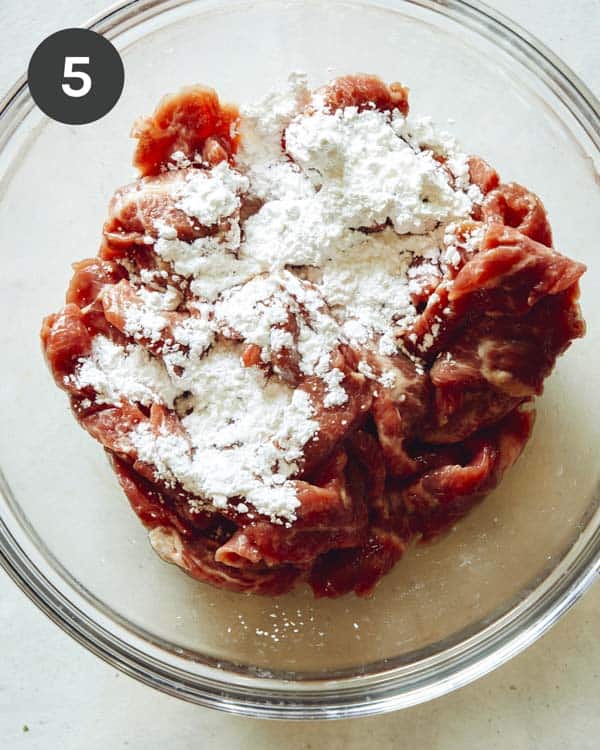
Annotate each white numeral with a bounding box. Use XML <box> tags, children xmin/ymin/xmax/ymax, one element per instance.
<box><xmin>61</xmin><ymin>56</ymin><xmax>92</xmax><ymax>98</ymax></box>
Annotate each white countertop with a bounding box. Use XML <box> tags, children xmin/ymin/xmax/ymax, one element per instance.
<box><xmin>1</xmin><ymin>1</ymin><xmax>599</xmax><ymax>747</ymax></box>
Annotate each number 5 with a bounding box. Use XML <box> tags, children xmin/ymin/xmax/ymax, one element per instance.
<box><xmin>62</xmin><ymin>57</ymin><xmax>92</xmax><ymax>98</ymax></box>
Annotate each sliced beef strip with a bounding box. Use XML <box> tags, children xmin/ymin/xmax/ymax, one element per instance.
<box><xmin>132</xmin><ymin>85</ymin><xmax>239</xmax><ymax>177</ymax></box>
<box><xmin>482</xmin><ymin>182</ymin><xmax>552</xmax><ymax>247</ymax></box>
<box><xmin>318</xmin><ymin>73</ymin><xmax>410</xmax><ymax>116</ymax></box>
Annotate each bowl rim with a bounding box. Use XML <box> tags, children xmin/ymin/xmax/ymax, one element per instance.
<box><xmin>0</xmin><ymin>0</ymin><xmax>599</xmax><ymax>720</ymax></box>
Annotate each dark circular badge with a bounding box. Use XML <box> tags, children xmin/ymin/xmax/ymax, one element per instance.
<box><xmin>28</xmin><ymin>28</ymin><xmax>124</xmax><ymax>125</ymax></box>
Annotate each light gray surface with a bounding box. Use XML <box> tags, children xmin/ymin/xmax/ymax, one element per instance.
<box><xmin>0</xmin><ymin>1</ymin><xmax>598</xmax><ymax>747</ymax></box>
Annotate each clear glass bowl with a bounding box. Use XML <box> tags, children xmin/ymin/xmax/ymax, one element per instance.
<box><xmin>0</xmin><ymin>0</ymin><xmax>598</xmax><ymax>720</ymax></box>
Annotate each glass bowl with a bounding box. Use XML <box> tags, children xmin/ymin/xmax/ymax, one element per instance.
<box><xmin>0</xmin><ymin>0</ymin><xmax>599</xmax><ymax>720</ymax></box>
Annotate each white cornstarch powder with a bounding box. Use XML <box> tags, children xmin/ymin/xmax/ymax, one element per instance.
<box><xmin>79</xmin><ymin>73</ymin><xmax>480</xmax><ymax>522</ymax></box>
<box><xmin>75</xmin><ymin>336</ymin><xmax>179</xmax><ymax>408</ymax></box>
<box><xmin>284</xmin><ymin>106</ymin><xmax>472</xmax><ymax>234</ymax></box>
<box><xmin>131</xmin><ymin>345</ymin><xmax>318</xmax><ymax>524</ymax></box>
<box><xmin>172</xmin><ymin>161</ymin><xmax>249</xmax><ymax>225</ymax></box>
